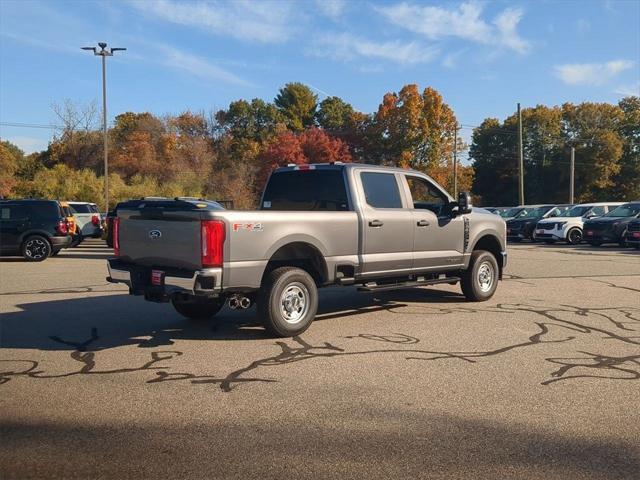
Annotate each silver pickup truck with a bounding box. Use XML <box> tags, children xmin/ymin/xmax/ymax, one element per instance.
<box><xmin>107</xmin><ymin>163</ymin><xmax>507</xmax><ymax>337</ymax></box>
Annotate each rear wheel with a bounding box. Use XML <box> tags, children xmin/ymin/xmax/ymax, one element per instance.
<box><xmin>567</xmin><ymin>228</ymin><xmax>582</xmax><ymax>245</ymax></box>
<box><xmin>22</xmin><ymin>235</ymin><xmax>51</xmax><ymax>262</ymax></box>
<box><xmin>461</xmin><ymin>250</ymin><xmax>499</xmax><ymax>302</ymax></box>
<box><xmin>258</xmin><ymin>267</ymin><xmax>318</xmax><ymax>337</ymax></box>
<box><xmin>171</xmin><ymin>297</ymin><xmax>224</xmax><ymax>320</ymax></box>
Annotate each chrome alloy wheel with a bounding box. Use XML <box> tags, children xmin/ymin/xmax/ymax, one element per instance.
<box><xmin>280</xmin><ymin>282</ymin><xmax>309</xmax><ymax>324</ymax></box>
<box><xmin>477</xmin><ymin>261</ymin><xmax>494</xmax><ymax>293</ymax></box>
<box><xmin>25</xmin><ymin>238</ymin><xmax>48</xmax><ymax>259</ymax></box>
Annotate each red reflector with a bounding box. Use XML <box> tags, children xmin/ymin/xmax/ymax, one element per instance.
<box><xmin>57</xmin><ymin>220</ymin><xmax>68</xmax><ymax>235</ymax></box>
<box><xmin>151</xmin><ymin>270</ymin><xmax>164</xmax><ymax>286</ymax></box>
<box><xmin>113</xmin><ymin>217</ymin><xmax>120</xmax><ymax>256</ymax></box>
<box><xmin>91</xmin><ymin>214</ymin><xmax>100</xmax><ymax>226</ymax></box>
<box><xmin>201</xmin><ymin>220</ymin><xmax>225</xmax><ymax>268</ymax></box>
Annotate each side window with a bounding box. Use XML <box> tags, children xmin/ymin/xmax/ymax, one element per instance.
<box><xmin>591</xmin><ymin>206</ymin><xmax>606</xmax><ymax>216</ymax></box>
<box><xmin>406</xmin><ymin>176</ymin><xmax>448</xmax><ymax>215</ymax></box>
<box><xmin>0</xmin><ymin>205</ymin><xmax>27</xmax><ymax>220</ymax></box>
<box><xmin>361</xmin><ymin>172</ymin><xmax>402</xmax><ymax>209</ymax></box>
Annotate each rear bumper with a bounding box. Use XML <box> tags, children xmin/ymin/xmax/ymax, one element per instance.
<box><xmin>106</xmin><ymin>258</ymin><xmax>222</xmax><ymax>300</ymax></box>
<box><xmin>51</xmin><ymin>236</ymin><xmax>72</xmax><ymax>249</ymax></box>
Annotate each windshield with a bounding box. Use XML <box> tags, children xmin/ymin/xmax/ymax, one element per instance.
<box><xmin>515</xmin><ymin>207</ymin><xmax>548</xmax><ymax>219</ymax></box>
<box><xmin>604</xmin><ymin>204</ymin><xmax>640</xmax><ymax>218</ymax></box>
<box><xmin>501</xmin><ymin>207</ymin><xmax>523</xmax><ymax>218</ymax></box>
<box><xmin>559</xmin><ymin>206</ymin><xmax>590</xmax><ymax>217</ymax></box>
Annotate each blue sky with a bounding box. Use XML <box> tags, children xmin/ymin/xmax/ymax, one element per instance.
<box><xmin>1</xmin><ymin>0</ymin><xmax>638</xmax><ymax>154</ymax></box>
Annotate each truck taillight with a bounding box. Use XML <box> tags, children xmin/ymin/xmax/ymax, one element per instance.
<box><xmin>201</xmin><ymin>220</ymin><xmax>225</xmax><ymax>268</ymax></box>
<box><xmin>91</xmin><ymin>214</ymin><xmax>100</xmax><ymax>226</ymax></box>
<box><xmin>113</xmin><ymin>217</ymin><xmax>120</xmax><ymax>256</ymax></box>
<box><xmin>56</xmin><ymin>220</ymin><xmax>68</xmax><ymax>235</ymax></box>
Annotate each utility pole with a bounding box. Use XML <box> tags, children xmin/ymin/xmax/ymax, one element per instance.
<box><xmin>517</xmin><ymin>103</ymin><xmax>524</xmax><ymax>205</ymax></box>
<box><xmin>82</xmin><ymin>43</ymin><xmax>126</xmax><ymax>213</ymax></box>
<box><xmin>453</xmin><ymin>124</ymin><xmax>459</xmax><ymax>197</ymax></box>
<box><xmin>570</xmin><ymin>146</ymin><xmax>575</xmax><ymax>204</ymax></box>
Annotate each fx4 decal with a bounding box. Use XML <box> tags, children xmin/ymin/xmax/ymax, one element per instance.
<box><xmin>232</xmin><ymin>223</ymin><xmax>264</xmax><ymax>232</ymax></box>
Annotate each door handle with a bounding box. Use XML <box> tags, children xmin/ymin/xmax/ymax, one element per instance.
<box><xmin>369</xmin><ymin>220</ymin><xmax>384</xmax><ymax>227</ymax></box>
<box><xmin>417</xmin><ymin>220</ymin><xmax>430</xmax><ymax>227</ymax></box>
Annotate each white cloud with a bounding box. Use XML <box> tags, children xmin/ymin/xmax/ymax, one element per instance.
<box><xmin>614</xmin><ymin>82</ymin><xmax>640</xmax><ymax>97</ymax></box>
<box><xmin>554</xmin><ymin>60</ymin><xmax>634</xmax><ymax>86</ymax></box>
<box><xmin>129</xmin><ymin>0</ymin><xmax>295</xmax><ymax>43</ymax></box>
<box><xmin>315</xmin><ymin>0</ymin><xmax>346</xmax><ymax>20</ymax></box>
<box><xmin>2</xmin><ymin>136</ymin><xmax>49</xmax><ymax>154</ymax></box>
<box><xmin>311</xmin><ymin>33</ymin><xmax>439</xmax><ymax>65</ymax></box>
<box><xmin>155</xmin><ymin>44</ymin><xmax>251</xmax><ymax>86</ymax></box>
<box><xmin>376</xmin><ymin>2</ymin><xmax>530</xmax><ymax>54</ymax></box>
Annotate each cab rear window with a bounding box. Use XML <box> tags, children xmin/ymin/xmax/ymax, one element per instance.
<box><xmin>262</xmin><ymin>170</ymin><xmax>349</xmax><ymax>211</ymax></box>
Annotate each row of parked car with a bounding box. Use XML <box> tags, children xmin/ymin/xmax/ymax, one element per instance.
<box><xmin>0</xmin><ymin>199</ymin><xmax>104</xmax><ymax>261</ymax></box>
<box><xmin>484</xmin><ymin>201</ymin><xmax>640</xmax><ymax>249</ymax></box>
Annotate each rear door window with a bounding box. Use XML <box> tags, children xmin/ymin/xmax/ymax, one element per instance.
<box><xmin>262</xmin><ymin>170</ymin><xmax>349</xmax><ymax>211</ymax></box>
<box><xmin>361</xmin><ymin>172</ymin><xmax>402</xmax><ymax>209</ymax></box>
<box><xmin>1</xmin><ymin>205</ymin><xmax>28</xmax><ymax>220</ymax></box>
<box><xmin>69</xmin><ymin>203</ymin><xmax>92</xmax><ymax>214</ymax></box>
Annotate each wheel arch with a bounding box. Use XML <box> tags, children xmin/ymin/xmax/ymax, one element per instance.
<box><xmin>262</xmin><ymin>241</ymin><xmax>328</xmax><ymax>287</ymax></box>
<box><xmin>470</xmin><ymin>234</ymin><xmax>504</xmax><ymax>277</ymax></box>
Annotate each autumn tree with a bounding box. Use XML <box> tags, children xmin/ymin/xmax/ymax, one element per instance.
<box><xmin>370</xmin><ymin>85</ymin><xmax>457</xmax><ymax>173</ymax></box>
<box><xmin>0</xmin><ymin>141</ymin><xmax>22</xmax><ymax>197</ymax></box>
<box><xmin>258</xmin><ymin>128</ymin><xmax>352</xmax><ymax>187</ymax></box>
<box><xmin>274</xmin><ymin>82</ymin><xmax>318</xmax><ymax>131</ymax></box>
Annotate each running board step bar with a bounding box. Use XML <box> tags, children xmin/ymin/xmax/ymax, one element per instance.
<box><xmin>357</xmin><ymin>276</ymin><xmax>461</xmax><ymax>292</ymax></box>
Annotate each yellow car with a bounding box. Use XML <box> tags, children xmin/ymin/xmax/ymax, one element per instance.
<box><xmin>58</xmin><ymin>201</ymin><xmax>78</xmax><ymax>242</ymax></box>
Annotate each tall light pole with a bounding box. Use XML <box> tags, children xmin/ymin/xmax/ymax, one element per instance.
<box><xmin>82</xmin><ymin>42</ymin><xmax>126</xmax><ymax>213</ymax></box>
<box><xmin>517</xmin><ymin>103</ymin><xmax>525</xmax><ymax>206</ymax></box>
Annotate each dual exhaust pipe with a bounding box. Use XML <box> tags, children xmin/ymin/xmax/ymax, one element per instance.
<box><xmin>228</xmin><ymin>294</ymin><xmax>251</xmax><ymax>310</ymax></box>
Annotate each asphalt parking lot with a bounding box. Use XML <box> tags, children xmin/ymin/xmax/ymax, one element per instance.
<box><xmin>1</xmin><ymin>240</ymin><xmax>639</xmax><ymax>479</ymax></box>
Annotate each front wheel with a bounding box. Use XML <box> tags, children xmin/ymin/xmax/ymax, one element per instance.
<box><xmin>171</xmin><ymin>297</ymin><xmax>224</xmax><ymax>320</ymax></box>
<box><xmin>258</xmin><ymin>267</ymin><xmax>318</xmax><ymax>337</ymax></box>
<box><xmin>22</xmin><ymin>235</ymin><xmax>51</xmax><ymax>262</ymax></box>
<box><xmin>567</xmin><ymin>228</ymin><xmax>582</xmax><ymax>245</ymax></box>
<box><xmin>461</xmin><ymin>250</ymin><xmax>499</xmax><ymax>302</ymax></box>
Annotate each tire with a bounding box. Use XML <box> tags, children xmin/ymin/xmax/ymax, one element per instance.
<box><xmin>258</xmin><ymin>267</ymin><xmax>318</xmax><ymax>337</ymax></box>
<box><xmin>619</xmin><ymin>230</ymin><xmax>628</xmax><ymax>248</ymax></box>
<box><xmin>461</xmin><ymin>250</ymin><xmax>499</xmax><ymax>302</ymax></box>
<box><xmin>567</xmin><ymin>228</ymin><xmax>582</xmax><ymax>245</ymax></box>
<box><xmin>171</xmin><ymin>297</ymin><xmax>224</xmax><ymax>320</ymax></box>
<box><xmin>22</xmin><ymin>235</ymin><xmax>52</xmax><ymax>262</ymax></box>
<box><xmin>70</xmin><ymin>234</ymin><xmax>83</xmax><ymax>248</ymax></box>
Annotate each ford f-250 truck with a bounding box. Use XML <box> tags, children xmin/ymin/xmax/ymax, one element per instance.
<box><xmin>107</xmin><ymin>163</ymin><xmax>507</xmax><ymax>337</ymax></box>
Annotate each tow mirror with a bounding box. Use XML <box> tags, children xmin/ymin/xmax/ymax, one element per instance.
<box><xmin>458</xmin><ymin>192</ymin><xmax>472</xmax><ymax>215</ymax></box>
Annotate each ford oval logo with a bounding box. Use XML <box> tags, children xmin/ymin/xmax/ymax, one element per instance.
<box><xmin>149</xmin><ymin>229</ymin><xmax>162</xmax><ymax>239</ymax></box>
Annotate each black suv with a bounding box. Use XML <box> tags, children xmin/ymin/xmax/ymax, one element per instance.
<box><xmin>584</xmin><ymin>202</ymin><xmax>640</xmax><ymax>247</ymax></box>
<box><xmin>0</xmin><ymin>200</ymin><xmax>72</xmax><ymax>261</ymax></box>
<box><xmin>506</xmin><ymin>204</ymin><xmax>572</xmax><ymax>242</ymax></box>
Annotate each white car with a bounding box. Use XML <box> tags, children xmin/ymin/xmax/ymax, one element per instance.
<box><xmin>67</xmin><ymin>201</ymin><xmax>103</xmax><ymax>246</ymax></box>
<box><xmin>534</xmin><ymin>202</ymin><xmax>623</xmax><ymax>244</ymax></box>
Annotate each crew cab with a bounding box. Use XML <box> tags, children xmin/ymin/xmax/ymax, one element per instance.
<box><xmin>107</xmin><ymin>163</ymin><xmax>507</xmax><ymax>337</ymax></box>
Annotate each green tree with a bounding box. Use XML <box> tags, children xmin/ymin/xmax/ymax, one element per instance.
<box><xmin>614</xmin><ymin>96</ymin><xmax>640</xmax><ymax>200</ymax></box>
<box><xmin>274</xmin><ymin>82</ymin><xmax>318</xmax><ymax>131</ymax></box>
<box><xmin>316</xmin><ymin>96</ymin><xmax>355</xmax><ymax>132</ymax></box>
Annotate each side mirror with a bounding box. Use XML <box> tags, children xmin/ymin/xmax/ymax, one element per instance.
<box><xmin>458</xmin><ymin>192</ymin><xmax>472</xmax><ymax>215</ymax></box>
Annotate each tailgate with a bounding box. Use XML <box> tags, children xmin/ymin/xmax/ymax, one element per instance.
<box><xmin>119</xmin><ymin>208</ymin><xmax>204</xmax><ymax>270</ymax></box>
